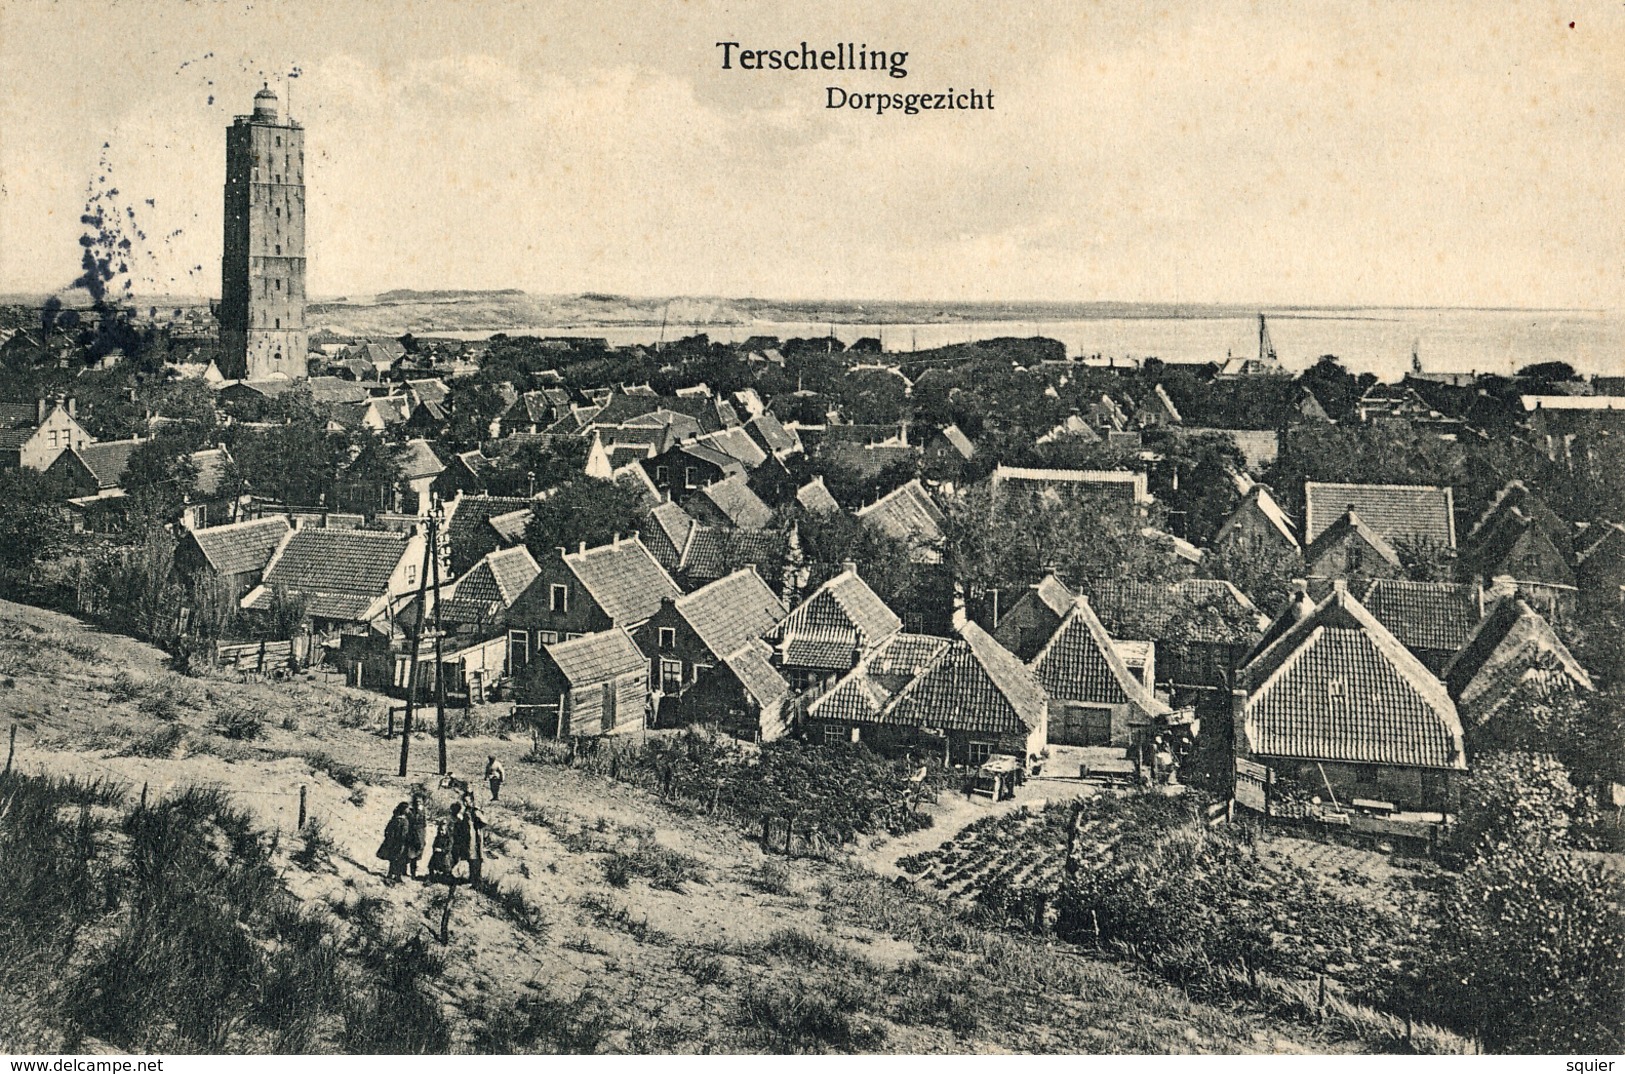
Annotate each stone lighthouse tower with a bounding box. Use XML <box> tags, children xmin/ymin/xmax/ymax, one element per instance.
<box><xmin>219</xmin><ymin>85</ymin><xmax>307</xmax><ymax>381</ymax></box>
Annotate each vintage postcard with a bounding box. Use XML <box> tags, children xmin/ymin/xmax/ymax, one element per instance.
<box><xmin>0</xmin><ymin>0</ymin><xmax>1619</xmax><ymax>1061</ymax></box>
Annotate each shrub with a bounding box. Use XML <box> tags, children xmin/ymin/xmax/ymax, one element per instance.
<box><xmin>119</xmin><ymin>725</ymin><xmax>186</xmax><ymax>759</ymax></box>
<box><xmin>108</xmin><ymin>671</ymin><xmax>143</xmax><ymax>702</ymax></box>
<box><xmin>471</xmin><ymin>990</ymin><xmax>612</xmax><ymax>1054</ymax></box>
<box><xmin>341</xmin><ymin>933</ymin><xmax>452</xmax><ymax>1054</ymax></box>
<box><xmin>737</xmin><ymin>978</ymin><xmax>885</xmax><ymax>1053</ymax></box>
<box><xmin>216</xmin><ymin>705</ymin><xmax>266</xmax><ymax>741</ymax></box>
<box><xmin>752</xmin><ymin>859</ymin><xmax>794</xmax><ymax>896</ymax></box>
<box><xmin>1452</xmin><ymin>750</ymin><xmax>1576</xmax><ymax>854</ymax></box>
<box><xmin>292</xmin><ymin>817</ymin><xmax>335</xmax><ymax>871</ymax></box>
<box><xmin>1420</xmin><ymin>842</ymin><xmax>1625</xmax><ymax>1052</ymax></box>
<box><xmin>674</xmin><ymin>947</ymin><xmax>726</xmax><ymax>986</ymax></box>
<box><xmin>137</xmin><ymin>692</ymin><xmax>181</xmax><ymax>721</ymax></box>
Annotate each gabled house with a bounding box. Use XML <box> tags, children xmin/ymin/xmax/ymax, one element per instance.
<box><xmin>1030</xmin><ymin>596</ymin><xmax>1169</xmax><ymax>746</ymax></box>
<box><xmin>1082</xmin><ymin>577</ymin><xmax>1268</xmax><ymax>692</ymax></box>
<box><xmin>1212</xmin><ymin>482</ymin><xmax>1300</xmax><ymax>563</ymax></box>
<box><xmin>444</xmin><ymin>493</ymin><xmax>533</xmax><ymax>575</ymax></box>
<box><xmin>174</xmin><ymin>515</ymin><xmax>292</xmax><ymax>600</ymax></box>
<box><xmin>435</xmin><ymin>545</ymin><xmax>542</xmax><ymax>643</ymax></box>
<box><xmin>1233</xmin><ymin>582</ymin><xmax>1467</xmax><ymax>813</ymax></box>
<box><xmin>769</xmin><ymin>567</ymin><xmax>903</xmax><ymax>698</ymax></box>
<box><xmin>634</xmin><ymin>568</ymin><xmax>787</xmax><ymax>735</ymax></box>
<box><xmin>855</xmin><ymin>478</ymin><xmax>945</xmax><ymax>557</ymax></box>
<box><xmin>1303</xmin><ymin>508</ymin><xmax>1405</xmax><ymax>580</ymax></box>
<box><xmin>643</xmin><ymin>441</ymin><xmax>744</xmax><ymax>503</ymax></box>
<box><xmin>1303</xmin><ymin>481</ymin><xmax>1456</xmax><ymax>553</ymax></box>
<box><xmin>690</xmin><ymin>472</ymin><xmax>775</xmax><ymax>530</ymax></box>
<box><xmin>393</xmin><ymin>439</ymin><xmax>446</xmax><ymax>515</ymax></box>
<box><xmin>923</xmin><ymin>423</ymin><xmax>975</xmax><ymax>469</ymax></box>
<box><xmin>795</xmin><ymin>476</ymin><xmax>841</xmax><ymax>515</ymax></box>
<box><xmin>744</xmin><ymin>411</ymin><xmax>802</xmax><ymax>461</ymax></box>
<box><xmin>520</xmin><ymin>627</ymin><xmax>649</xmax><ymax>738</ymax></box>
<box><xmin>505</xmin><ymin>534</ymin><xmax>681</xmax><ymax>674</ymax></box>
<box><xmin>1461</xmin><ymin>506</ymin><xmax>1575</xmax><ymax>595</ymax></box>
<box><xmin>1442</xmin><ymin>597</ymin><xmax>1593</xmax><ymax>724</ymax></box>
<box><xmin>991</xmin><ymin>573</ymin><xmax>1074</xmax><ymax>661</ymax></box>
<box><xmin>0</xmin><ymin>398</ymin><xmax>91</xmax><ymax>471</ymax></box>
<box><xmin>47</xmin><ymin>437</ymin><xmax>144</xmax><ymax>498</ymax></box>
<box><xmin>1335</xmin><ymin>578</ymin><xmax>1482</xmax><ymax>676</ymax></box>
<box><xmin>806</xmin><ymin>619</ymin><xmax>1048</xmax><ymax>769</ymax></box>
<box><xmin>242</xmin><ymin>524</ymin><xmax>427</xmax><ymax>632</ymax></box>
<box><xmin>1576</xmin><ymin>523</ymin><xmax>1625</xmax><ymax>605</ymax></box>
<box><xmin>1135</xmin><ymin>384</ymin><xmax>1183</xmax><ymax>428</ymax></box>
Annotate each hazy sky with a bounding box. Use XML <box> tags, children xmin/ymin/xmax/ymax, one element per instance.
<box><xmin>0</xmin><ymin>0</ymin><xmax>1619</xmax><ymax>307</ymax></box>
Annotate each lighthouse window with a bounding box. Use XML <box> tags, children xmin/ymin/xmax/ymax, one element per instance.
<box><xmin>275</xmin><ymin>245</ymin><xmax>281</xmax><ymax>255</ymax></box>
<box><xmin>275</xmin><ymin>318</ymin><xmax>280</xmax><ymax>329</ymax></box>
<box><xmin>275</xmin><ymin>206</ymin><xmax>281</xmax><ymax>218</ymax></box>
<box><xmin>275</xmin><ymin>136</ymin><xmax>281</xmax><ymax>147</ymax></box>
<box><xmin>274</xmin><ymin>279</ymin><xmax>281</xmax><ymax>291</ymax></box>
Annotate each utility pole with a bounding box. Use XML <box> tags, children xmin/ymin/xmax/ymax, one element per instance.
<box><xmin>431</xmin><ymin>502</ymin><xmax>448</xmax><ymax>775</ymax></box>
<box><xmin>398</xmin><ymin>518</ymin><xmax>435</xmax><ymax>778</ymax></box>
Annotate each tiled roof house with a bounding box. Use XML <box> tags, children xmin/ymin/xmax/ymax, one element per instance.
<box><xmin>242</xmin><ymin>524</ymin><xmax>426</xmax><ymax>628</ymax></box>
<box><xmin>1233</xmin><ymin>582</ymin><xmax>1467</xmax><ymax>813</ymax></box>
<box><xmin>1030</xmin><ymin>596</ymin><xmax>1169</xmax><ymax>747</ymax></box>
<box><xmin>1442</xmin><ymin>597</ymin><xmax>1593</xmax><ymax>723</ymax></box>
<box><xmin>1303</xmin><ymin>481</ymin><xmax>1456</xmax><ymax>550</ymax></box>
<box><xmin>807</xmin><ymin>620</ymin><xmax>1047</xmax><ymax>768</ymax></box>
<box><xmin>175</xmin><ymin>515</ymin><xmax>292</xmax><ymax>599</ymax></box>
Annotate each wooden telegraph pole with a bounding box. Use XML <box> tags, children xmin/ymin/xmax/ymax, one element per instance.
<box><xmin>398</xmin><ymin>517</ymin><xmax>435</xmax><ymax>778</ymax></box>
<box><xmin>431</xmin><ymin>502</ymin><xmax>448</xmax><ymax>775</ymax></box>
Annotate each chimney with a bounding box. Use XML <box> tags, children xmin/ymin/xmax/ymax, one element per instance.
<box><xmin>67</xmin><ymin>398</ymin><xmax>76</xmax><ymax>418</ymax></box>
<box><xmin>578</xmin><ymin>541</ymin><xmax>587</xmax><ymax>555</ymax></box>
<box><xmin>556</xmin><ymin>546</ymin><xmax>569</xmax><ymax>561</ymax></box>
<box><xmin>36</xmin><ymin>398</ymin><xmax>46</xmax><ymax>424</ymax></box>
<box><xmin>613</xmin><ymin>532</ymin><xmax>621</xmax><ymax>548</ymax></box>
<box><xmin>840</xmin><ymin>560</ymin><xmax>857</xmax><ymax>575</ymax></box>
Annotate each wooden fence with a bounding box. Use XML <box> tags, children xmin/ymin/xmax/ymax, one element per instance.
<box><xmin>214</xmin><ymin>638</ymin><xmax>302</xmax><ymax>679</ymax></box>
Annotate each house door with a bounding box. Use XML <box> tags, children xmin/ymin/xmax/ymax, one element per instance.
<box><xmin>602</xmin><ymin>681</ymin><xmax>617</xmax><ymax>733</ymax></box>
<box><xmin>1054</xmin><ymin>703</ymin><xmax>1113</xmax><ymax>746</ymax></box>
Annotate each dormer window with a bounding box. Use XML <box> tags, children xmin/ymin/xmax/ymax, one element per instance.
<box><xmin>1327</xmin><ymin>677</ymin><xmax>1345</xmax><ymax>699</ymax></box>
<box><xmin>550</xmin><ymin>584</ymin><xmax>569</xmax><ymax>612</ymax></box>
<box><xmin>658</xmin><ymin>627</ymin><xmax>676</xmax><ymax>649</ymax></box>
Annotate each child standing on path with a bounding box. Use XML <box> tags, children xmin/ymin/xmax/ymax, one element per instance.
<box><xmin>485</xmin><ymin>755</ymin><xmax>505</xmax><ymax>802</ymax></box>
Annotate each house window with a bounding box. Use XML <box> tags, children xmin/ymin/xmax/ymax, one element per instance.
<box><xmin>565</xmin><ymin>632</ymin><xmax>583</xmax><ymax>641</ymax></box>
<box><xmin>655</xmin><ymin>465</ymin><xmax>669</xmax><ymax>484</ymax></box>
<box><xmin>406</xmin><ymin>564</ymin><xmax>417</xmax><ymax>585</ymax></box>
<box><xmin>691</xmin><ymin>661</ymin><xmax>713</xmax><ymax>682</ymax></box>
<box><xmin>658</xmin><ymin>627</ymin><xmax>676</xmax><ymax>649</ymax></box>
<box><xmin>684</xmin><ymin>467</ymin><xmax>697</xmax><ymax>489</ymax></box>
<box><xmin>47</xmin><ymin>429</ymin><xmax>58</xmax><ymax>448</ymax></box>
<box><xmin>660</xmin><ymin>659</ymin><xmax>683</xmax><ymax>692</ymax></box>
<box><xmin>822</xmin><ymin>724</ymin><xmax>848</xmax><ymax>746</ymax></box>
<box><xmin>549</xmin><ymin>584</ymin><xmax>569</xmax><ymax>612</ymax></box>
<box><xmin>967</xmin><ymin>741</ymin><xmax>994</xmax><ymax>766</ymax></box>
<box><xmin>537</xmin><ymin>630</ymin><xmax>559</xmax><ymax>646</ymax></box>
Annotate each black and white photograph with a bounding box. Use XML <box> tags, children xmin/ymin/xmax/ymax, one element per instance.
<box><xmin>0</xmin><ymin>0</ymin><xmax>1620</xmax><ymax>1060</ymax></box>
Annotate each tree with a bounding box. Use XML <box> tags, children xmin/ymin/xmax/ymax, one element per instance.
<box><xmin>0</xmin><ymin>469</ymin><xmax>75</xmax><ymax>580</ymax></box>
<box><xmin>522</xmin><ymin>479</ymin><xmax>645</xmax><ymax>561</ymax></box>
<box><xmin>1424</xmin><ymin>843</ymin><xmax>1624</xmax><ymax>1052</ymax></box>
<box><xmin>122</xmin><ymin>437</ymin><xmax>201</xmax><ymax>523</ymax></box>
<box><xmin>1453</xmin><ymin>750</ymin><xmax>1577</xmax><ymax>854</ymax></box>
